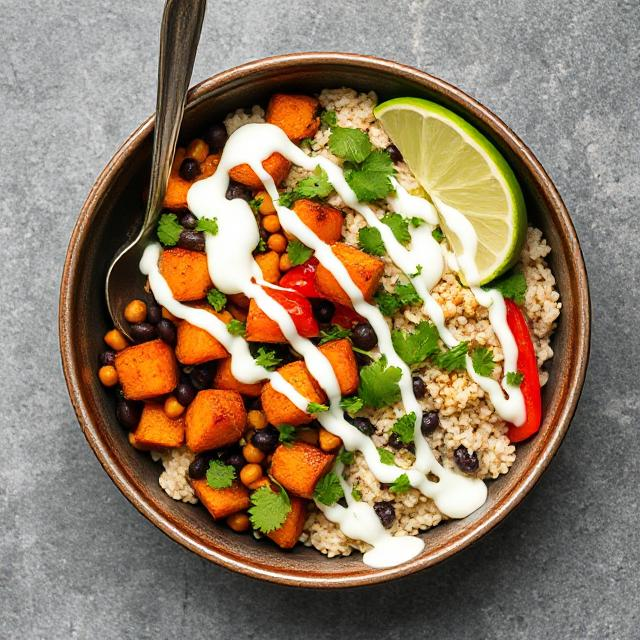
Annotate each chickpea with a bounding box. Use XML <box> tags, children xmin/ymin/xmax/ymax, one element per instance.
<box><xmin>163</xmin><ymin>396</ymin><xmax>185</xmax><ymax>419</ymax></box>
<box><xmin>98</xmin><ymin>365</ymin><xmax>119</xmax><ymax>387</ymax></box>
<box><xmin>240</xmin><ymin>463</ymin><xmax>263</xmax><ymax>487</ymax></box>
<box><xmin>255</xmin><ymin>190</ymin><xmax>276</xmax><ymax>215</ymax></box>
<box><xmin>279</xmin><ymin>253</ymin><xmax>292</xmax><ymax>272</ymax></box>
<box><xmin>247</xmin><ymin>409</ymin><xmax>268</xmax><ymax>430</ymax></box>
<box><xmin>104</xmin><ymin>328</ymin><xmax>128</xmax><ymax>351</ymax></box>
<box><xmin>248</xmin><ymin>477</ymin><xmax>271</xmax><ymax>490</ymax></box>
<box><xmin>267</xmin><ymin>233</ymin><xmax>287</xmax><ymax>253</ymax></box>
<box><xmin>319</xmin><ymin>427</ymin><xmax>342</xmax><ymax>452</ymax></box>
<box><xmin>186</xmin><ymin>138</ymin><xmax>209</xmax><ymax>163</ymax></box>
<box><xmin>243</xmin><ymin>442</ymin><xmax>265</xmax><ymax>463</ymax></box>
<box><xmin>262</xmin><ymin>214</ymin><xmax>281</xmax><ymax>233</ymax></box>
<box><xmin>227</xmin><ymin>512</ymin><xmax>250</xmax><ymax>533</ymax></box>
<box><xmin>124</xmin><ymin>299</ymin><xmax>147</xmax><ymax>324</ymax></box>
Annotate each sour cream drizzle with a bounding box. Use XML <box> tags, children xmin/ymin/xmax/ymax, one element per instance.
<box><xmin>140</xmin><ymin>121</ymin><xmax>524</xmax><ymax>568</ymax></box>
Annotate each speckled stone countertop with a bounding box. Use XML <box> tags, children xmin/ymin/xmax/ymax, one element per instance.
<box><xmin>2</xmin><ymin>1</ymin><xmax>638</xmax><ymax>637</ymax></box>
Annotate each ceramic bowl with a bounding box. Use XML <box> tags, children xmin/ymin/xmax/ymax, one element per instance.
<box><xmin>59</xmin><ymin>52</ymin><xmax>590</xmax><ymax>587</ymax></box>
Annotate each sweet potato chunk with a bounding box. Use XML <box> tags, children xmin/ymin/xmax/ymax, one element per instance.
<box><xmin>267</xmin><ymin>497</ymin><xmax>308</xmax><ymax>549</ymax></box>
<box><xmin>270</xmin><ymin>442</ymin><xmax>335</xmax><ymax>498</ymax></box>
<box><xmin>175</xmin><ymin>306</ymin><xmax>231</xmax><ymax>365</ymax></box>
<box><xmin>261</xmin><ymin>362</ymin><xmax>326</xmax><ymax>426</ymax></box>
<box><xmin>255</xmin><ymin>251</ymin><xmax>280</xmax><ymax>284</ymax></box>
<box><xmin>158</xmin><ymin>248</ymin><xmax>213</xmax><ymax>302</ymax></box>
<box><xmin>115</xmin><ymin>339</ymin><xmax>178</xmax><ymax>400</ymax></box>
<box><xmin>228</xmin><ymin>152</ymin><xmax>291</xmax><ymax>190</ymax></box>
<box><xmin>191</xmin><ymin>479</ymin><xmax>250</xmax><ymax>519</ymax></box>
<box><xmin>162</xmin><ymin>148</ymin><xmax>190</xmax><ymax>209</ymax></box>
<box><xmin>245</xmin><ymin>298</ymin><xmax>287</xmax><ymax>343</ymax></box>
<box><xmin>319</xmin><ymin>339</ymin><xmax>359</xmax><ymax>395</ymax></box>
<box><xmin>185</xmin><ymin>389</ymin><xmax>246</xmax><ymax>452</ymax></box>
<box><xmin>266</xmin><ymin>94</ymin><xmax>320</xmax><ymax>142</ymax></box>
<box><xmin>315</xmin><ymin>243</ymin><xmax>385</xmax><ymax>307</ymax></box>
<box><xmin>130</xmin><ymin>402</ymin><xmax>184</xmax><ymax>450</ymax></box>
<box><xmin>292</xmin><ymin>199</ymin><xmax>343</xmax><ymax>244</ymax></box>
<box><xmin>213</xmin><ymin>358</ymin><xmax>263</xmax><ymax>397</ymax></box>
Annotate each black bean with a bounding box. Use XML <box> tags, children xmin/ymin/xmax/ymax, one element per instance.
<box><xmin>311</xmin><ymin>299</ymin><xmax>335</xmax><ymax>324</ymax></box>
<box><xmin>156</xmin><ymin>318</ymin><xmax>177</xmax><ymax>346</ymax></box>
<box><xmin>346</xmin><ymin>416</ymin><xmax>375</xmax><ymax>436</ymax></box>
<box><xmin>179</xmin><ymin>157</ymin><xmax>201</xmax><ymax>181</ymax></box>
<box><xmin>388</xmin><ymin>433</ymin><xmax>415</xmax><ymax>452</ymax></box>
<box><xmin>146</xmin><ymin>304</ymin><xmax>162</xmax><ymax>324</ymax></box>
<box><xmin>189</xmin><ymin>364</ymin><xmax>215</xmax><ymax>390</ymax></box>
<box><xmin>179</xmin><ymin>211</ymin><xmax>198</xmax><ymax>229</ymax></box>
<box><xmin>223</xmin><ymin>452</ymin><xmax>245</xmax><ymax>472</ymax></box>
<box><xmin>373</xmin><ymin>501</ymin><xmax>396</xmax><ymax>528</ymax></box>
<box><xmin>178</xmin><ymin>229</ymin><xmax>205</xmax><ymax>252</ymax></box>
<box><xmin>421</xmin><ymin>411</ymin><xmax>439</xmax><ymax>436</ymax></box>
<box><xmin>129</xmin><ymin>322</ymin><xmax>157</xmax><ymax>343</ymax></box>
<box><xmin>99</xmin><ymin>350</ymin><xmax>116</xmax><ymax>367</ymax></box>
<box><xmin>355</xmin><ymin>351</ymin><xmax>372</xmax><ymax>368</ymax></box>
<box><xmin>386</xmin><ymin>144</ymin><xmax>403</xmax><ymax>163</ymax></box>
<box><xmin>174</xmin><ymin>382</ymin><xmax>197</xmax><ymax>406</ymax></box>
<box><xmin>412</xmin><ymin>376</ymin><xmax>426</xmax><ymax>399</ymax></box>
<box><xmin>453</xmin><ymin>445</ymin><xmax>479</xmax><ymax>473</ymax></box>
<box><xmin>188</xmin><ymin>453</ymin><xmax>213</xmax><ymax>479</ymax></box>
<box><xmin>252</xmin><ymin>426</ymin><xmax>280</xmax><ymax>452</ymax></box>
<box><xmin>351</xmin><ymin>322</ymin><xmax>378</xmax><ymax>350</ymax></box>
<box><xmin>116</xmin><ymin>398</ymin><xmax>142</xmax><ymax>430</ymax></box>
<box><xmin>226</xmin><ymin>181</ymin><xmax>252</xmax><ymax>202</ymax></box>
<box><xmin>203</xmin><ymin>123</ymin><xmax>228</xmax><ymax>151</ymax></box>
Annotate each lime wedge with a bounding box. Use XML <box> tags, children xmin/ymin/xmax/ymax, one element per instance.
<box><xmin>374</xmin><ymin>97</ymin><xmax>526</xmax><ymax>285</ymax></box>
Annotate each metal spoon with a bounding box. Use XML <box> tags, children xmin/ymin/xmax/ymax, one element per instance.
<box><xmin>105</xmin><ymin>0</ymin><xmax>206</xmax><ymax>338</ymax></box>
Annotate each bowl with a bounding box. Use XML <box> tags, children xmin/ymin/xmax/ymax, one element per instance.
<box><xmin>59</xmin><ymin>52</ymin><xmax>590</xmax><ymax>588</ymax></box>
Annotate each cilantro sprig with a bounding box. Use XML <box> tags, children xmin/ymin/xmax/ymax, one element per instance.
<box><xmin>434</xmin><ymin>342</ymin><xmax>469</xmax><ymax>372</ymax></box>
<box><xmin>374</xmin><ymin>282</ymin><xmax>422</xmax><ymax>316</ymax></box>
<box><xmin>483</xmin><ymin>270</ymin><xmax>527</xmax><ymax>305</ymax></box>
<box><xmin>195</xmin><ymin>216</ymin><xmax>219</xmax><ymax>235</ymax></box>
<box><xmin>278</xmin><ymin>166</ymin><xmax>333</xmax><ymax>207</ymax></box>
<box><xmin>254</xmin><ymin>347</ymin><xmax>282</xmax><ymax>370</ymax></box>
<box><xmin>226</xmin><ymin>319</ymin><xmax>246</xmax><ymax>336</ymax></box>
<box><xmin>471</xmin><ymin>347</ymin><xmax>496</xmax><ymax>377</ymax></box>
<box><xmin>340</xmin><ymin>395</ymin><xmax>364</xmax><ymax>416</ymax></box>
<box><xmin>391</xmin><ymin>321</ymin><xmax>440</xmax><ymax>366</ymax></box>
<box><xmin>506</xmin><ymin>371</ymin><xmax>524</xmax><ymax>386</ymax></box>
<box><xmin>319</xmin><ymin>324</ymin><xmax>352</xmax><ymax>345</ymax></box>
<box><xmin>390</xmin><ymin>413</ymin><xmax>417</xmax><ymax>445</ymax></box>
<box><xmin>381</xmin><ymin>213</ymin><xmax>411</xmax><ymax>245</ymax></box>
<box><xmin>277</xmin><ymin>424</ymin><xmax>296</xmax><ymax>445</ymax></box>
<box><xmin>338</xmin><ymin>449</ymin><xmax>354</xmax><ymax>465</ymax></box>
<box><xmin>358</xmin><ymin>226</ymin><xmax>385</xmax><ymax>256</ymax></box>
<box><xmin>389</xmin><ymin>473</ymin><xmax>411</xmax><ymax>494</ymax></box>
<box><xmin>249</xmin><ymin>485</ymin><xmax>291</xmax><ymax>533</ymax></box>
<box><xmin>157</xmin><ymin>213</ymin><xmax>182</xmax><ymax>246</ymax></box>
<box><xmin>206</xmin><ymin>288</ymin><xmax>227</xmax><ymax>312</ymax></box>
<box><xmin>313</xmin><ymin>472</ymin><xmax>345</xmax><ymax>506</ymax></box>
<box><xmin>377</xmin><ymin>447</ymin><xmax>396</xmax><ymax>465</ymax></box>
<box><xmin>307</xmin><ymin>402</ymin><xmax>329</xmax><ymax>414</ymax></box>
<box><xmin>287</xmin><ymin>240</ymin><xmax>314</xmax><ymax>266</ymax></box>
<box><xmin>357</xmin><ymin>356</ymin><xmax>402</xmax><ymax>409</ymax></box>
<box><xmin>206</xmin><ymin>460</ymin><xmax>236</xmax><ymax>489</ymax></box>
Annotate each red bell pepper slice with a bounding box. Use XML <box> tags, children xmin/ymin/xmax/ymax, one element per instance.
<box><xmin>264</xmin><ymin>287</ymin><xmax>319</xmax><ymax>338</ymax></box>
<box><xmin>331</xmin><ymin>303</ymin><xmax>364</xmax><ymax>328</ymax></box>
<box><xmin>505</xmin><ymin>298</ymin><xmax>542</xmax><ymax>442</ymax></box>
<box><xmin>278</xmin><ymin>258</ymin><xmax>325</xmax><ymax>299</ymax></box>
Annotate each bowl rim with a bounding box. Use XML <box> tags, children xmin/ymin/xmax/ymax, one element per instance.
<box><xmin>59</xmin><ymin>51</ymin><xmax>590</xmax><ymax>588</ymax></box>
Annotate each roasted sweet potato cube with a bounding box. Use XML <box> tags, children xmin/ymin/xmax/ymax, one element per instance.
<box><xmin>191</xmin><ymin>479</ymin><xmax>250</xmax><ymax>519</ymax></box>
<box><xmin>229</xmin><ymin>152</ymin><xmax>291</xmax><ymax>190</ymax></box>
<box><xmin>185</xmin><ymin>389</ymin><xmax>246</xmax><ymax>452</ymax></box>
<box><xmin>266</xmin><ymin>94</ymin><xmax>320</xmax><ymax>142</ymax></box>
<box><xmin>315</xmin><ymin>243</ymin><xmax>385</xmax><ymax>307</ymax></box>
<box><xmin>267</xmin><ymin>497</ymin><xmax>308</xmax><ymax>549</ymax></box>
<box><xmin>245</xmin><ymin>298</ymin><xmax>287</xmax><ymax>343</ymax></box>
<box><xmin>292</xmin><ymin>199</ymin><xmax>343</xmax><ymax>244</ymax></box>
<box><xmin>162</xmin><ymin>148</ymin><xmax>190</xmax><ymax>209</ymax></box>
<box><xmin>175</xmin><ymin>306</ymin><xmax>231</xmax><ymax>365</ymax></box>
<box><xmin>115</xmin><ymin>339</ymin><xmax>178</xmax><ymax>400</ymax></box>
<box><xmin>158</xmin><ymin>247</ymin><xmax>213</xmax><ymax>302</ymax></box>
<box><xmin>261</xmin><ymin>361</ymin><xmax>326</xmax><ymax>426</ymax></box>
<box><xmin>319</xmin><ymin>338</ymin><xmax>359</xmax><ymax>395</ymax></box>
<box><xmin>213</xmin><ymin>358</ymin><xmax>263</xmax><ymax>397</ymax></box>
<box><xmin>255</xmin><ymin>251</ymin><xmax>281</xmax><ymax>284</ymax></box>
<box><xmin>130</xmin><ymin>402</ymin><xmax>184</xmax><ymax>449</ymax></box>
<box><xmin>270</xmin><ymin>442</ymin><xmax>335</xmax><ymax>498</ymax></box>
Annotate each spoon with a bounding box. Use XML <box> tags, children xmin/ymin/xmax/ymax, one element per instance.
<box><xmin>105</xmin><ymin>0</ymin><xmax>206</xmax><ymax>338</ymax></box>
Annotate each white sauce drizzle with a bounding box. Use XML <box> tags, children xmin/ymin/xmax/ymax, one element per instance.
<box><xmin>140</xmin><ymin>121</ymin><xmax>526</xmax><ymax>568</ymax></box>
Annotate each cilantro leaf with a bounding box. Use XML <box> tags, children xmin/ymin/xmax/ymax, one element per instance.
<box><xmin>471</xmin><ymin>347</ymin><xmax>496</xmax><ymax>377</ymax></box>
<box><xmin>432</xmin><ymin>226</ymin><xmax>445</xmax><ymax>243</ymax></box>
<box><xmin>410</xmin><ymin>217</ymin><xmax>425</xmax><ymax>228</ymax></box>
<box><xmin>206</xmin><ymin>288</ymin><xmax>227</xmax><ymax>312</ymax></box>
<box><xmin>249</xmin><ymin>485</ymin><xmax>291</xmax><ymax>533</ymax></box>
<box><xmin>195</xmin><ymin>216</ymin><xmax>219</xmax><ymax>235</ymax></box>
<box><xmin>255</xmin><ymin>347</ymin><xmax>282</xmax><ymax>370</ymax></box>
<box><xmin>381</xmin><ymin>212</ymin><xmax>411</xmax><ymax>244</ymax></box>
<box><xmin>248</xmin><ymin>196</ymin><xmax>263</xmax><ymax>213</ymax></box>
<box><xmin>307</xmin><ymin>402</ymin><xmax>328</xmax><ymax>414</ymax></box>
<box><xmin>276</xmin><ymin>191</ymin><xmax>295</xmax><ymax>208</ymax></box>
<box><xmin>313</xmin><ymin>472</ymin><xmax>345</xmax><ymax>506</ymax></box>
<box><xmin>391</xmin><ymin>321</ymin><xmax>440</xmax><ymax>366</ymax></box>
<box><xmin>287</xmin><ymin>240</ymin><xmax>314</xmax><ymax>266</ymax></box>
<box><xmin>483</xmin><ymin>270</ymin><xmax>527</xmax><ymax>305</ymax></box>
<box><xmin>319</xmin><ymin>324</ymin><xmax>352</xmax><ymax>345</ymax></box>
<box><xmin>300</xmin><ymin>138</ymin><xmax>313</xmax><ymax>150</ymax></box>
<box><xmin>377</xmin><ymin>447</ymin><xmax>396</xmax><ymax>465</ymax></box>
<box><xmin>338</xmin><ymin>449</ymin><xmax>354</xmax><ymax>465</ymax></box>
<box><xmin>340</xmin><ymin>395</ymin><xmax>364</xmax><ymax>416</ymax></box>
<box><xmin>396</xmin><ymin>282</ymin><xmax>421</xmax><ymax>306</ymax></box>
<box><xmin>358</xmin><ymin>356</ymin><xmax>402</xmax><ymax>409</ymax></box>
<box><xmin>434</xmin><ymin>342</ymin><xmax>469</xmax><ymax>372</ymax></box>
<box><xmin>226</xmin><ymin>319</ymin><xmax>246</xmax><ymax>336</ymax></box>
<box><xmin>389</xmin><ymin>473</ymin><xmax>411</xmax><ymax>494</ymax></box>
<box><xmin>351</xmin><ymin>486</ymin><xmax>362</xmax><ymax>501</ymax></box>
<box><xmin>411</xmin><ymin>265</ymin><xmax>423</xmax><ymax>277</ymax></box>
<box><xmin>391</xmin><ymin>412</ymin><xmax>417</xmax><ymax>445</ymax></box>
<box><xmin>157</xmin><ymin>213</ymin><xmax>182</xmax><ymax>246</ymax></box>
<box><xmin>295</xmin><ymin>166</ymin><xmax>333</xmax><ymax>199</ymax></box>
<box><xmin>506</xmin><ymin>371</ymin><xmax>524</xmax><ymax>386</ymax></box>
<box><xmin>358</xmin><ymin>226</ymin><xmax>385</xmax><ymax>256</ymax></box>
<box><xmin>206</xmin><ymin>460</ymin><xmax>236</xmax><ymax>489</ymax></box>
<box><xmin>255</xmin><ymin>237</ymin><xmax>268</xmax><ymax>253</ymax></box>
<box><xmin>344</xmin><ymin>151</ymin><xmax>396</xmax><ymax>202</ymax></box>
<box><xmin>320</xmin><ymin>110</ymin><xmax>337</xmax><ymax>128</ymax></box>
<box><xmin>328</xmin><ymin>126</ymin><xmax>372</xmax><ymax>163</ymax></box>
<box><xmin>277</xmin><ymin>424</ymin><xmax>296</xmax><ymax>444</ymax></box>
<box><xmin>374</xmin><ymin>282</ymin><xmax>421</xmax><ymax>317</ymax></box>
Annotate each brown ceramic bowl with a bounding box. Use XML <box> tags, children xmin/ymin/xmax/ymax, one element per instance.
<box><xmin>59</xmin><ymin>52</ymin><xmax>590</xmax><ymax>587</ymax></box>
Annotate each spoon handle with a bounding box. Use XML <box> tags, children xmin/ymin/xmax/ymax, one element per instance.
<box><xmin>144</xmin><ymin>0</ymin><xmax>207</xmax><ymax>233</ymax></box>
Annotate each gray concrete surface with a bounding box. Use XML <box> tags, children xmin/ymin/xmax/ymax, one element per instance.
<box><xmin>1</xmin><ymin>0</ymin><xmax>638</xmax><ymax>638</ymax></box>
